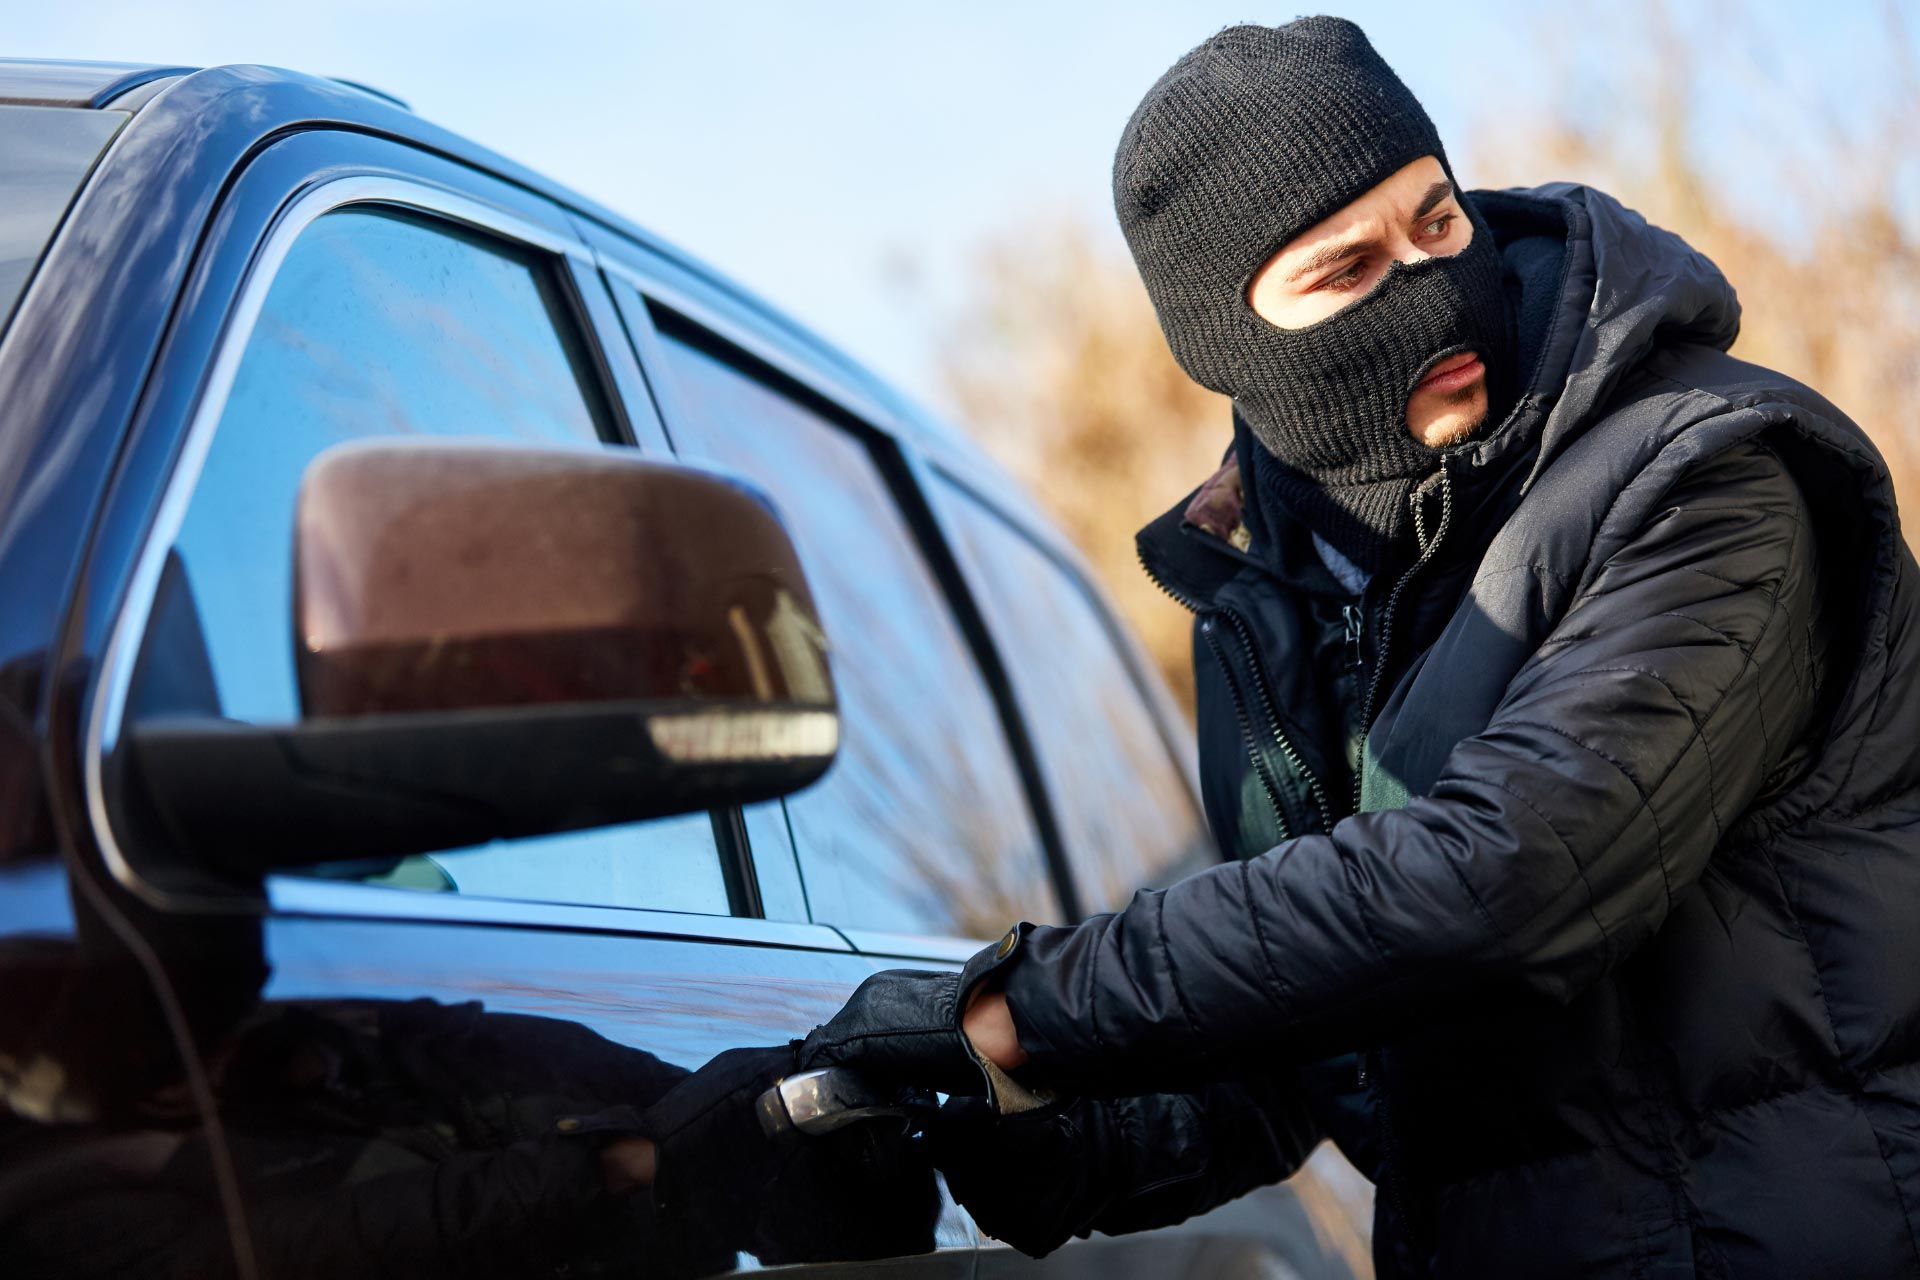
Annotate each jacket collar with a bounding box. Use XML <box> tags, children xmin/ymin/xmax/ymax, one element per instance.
<box><xmin>1134</xmin><ymin>419</ymin><xmax>1347</xmax><ymax>615</ymax></box>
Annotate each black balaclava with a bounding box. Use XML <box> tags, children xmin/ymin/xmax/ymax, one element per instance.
<box><xmin>1114</xmin><ymin>17</ymin><xmax>1516</xmax><ymax>575</ymax></box>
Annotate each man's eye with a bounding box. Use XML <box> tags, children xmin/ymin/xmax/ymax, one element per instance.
<box><xmin>1421</xmin><ymin>213</ymin><xmax>1455</xmax><ymax>238</ymax></box>
<box><xmin>1322</xmin><ymin>261</ymin><xmax>1367</xmax><ymax>291</ymax></box>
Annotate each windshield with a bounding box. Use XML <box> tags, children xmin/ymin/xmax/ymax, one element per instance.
<box><xmin>0</xmin><ymin>104</ymin><xmax>126</xmax><ymax>333</ymax></box>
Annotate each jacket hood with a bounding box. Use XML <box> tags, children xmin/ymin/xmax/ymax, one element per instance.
<box><xmin>1469</xmin><ymin>182</ymin><xmax>1743</xmax><ymax>491</ymax></box>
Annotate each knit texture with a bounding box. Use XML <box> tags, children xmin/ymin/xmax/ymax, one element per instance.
<box><xmin>1235</xmin><ymin>231</ymin><xmax>1509</xmax><ymax>572</ymax></box>
<box><xmin>1115</xmin><ymin>17</ymin><xmax>1515</xmax><ymax>573</ymax></box>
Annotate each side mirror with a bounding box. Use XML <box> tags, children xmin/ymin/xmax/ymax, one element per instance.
<box><xmin>121</xmin><ymin>440</ymin><xmax>836</xmax><ymax>876</ymax></box>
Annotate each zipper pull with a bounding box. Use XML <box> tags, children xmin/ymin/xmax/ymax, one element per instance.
<box><xmin>1342</xmin><ymin>604</ymin><xmax>1364</xmax><ymax>669</ymax></box>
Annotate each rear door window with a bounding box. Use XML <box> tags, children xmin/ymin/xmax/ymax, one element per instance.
<box><xmin>934</xmin><ymin>479</ymin><xmax>1212</xmax><ymax>911</ymax></box>
<box><xmin>645</xmin><ymin>315</ymin><xmax>1062</xmax><ymax>938</ymax></box>
<box><xmin>129</xmin><ymin>206</ymin><xmax>728</xmax><ymax>914</ymax></box>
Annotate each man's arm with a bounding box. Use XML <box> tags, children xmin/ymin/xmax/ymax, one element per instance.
<box><xmin>988</xmin><ymin>439</ymin><xmax>1824</xmax><ymax>1094</ymax></box>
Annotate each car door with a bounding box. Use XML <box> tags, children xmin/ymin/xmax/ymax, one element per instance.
<box><xmin>588</xmin><ymin>247</ymin><xmax>1104</xmax><ymax>1246</ymax></box>
<box><xmin>55</xmin><ymin>125</ymin><xmax>975</xmax><ymax>1278</ymax></box>
<box><xmin>585</xmin><ymin>230</ymin><xmax>1368</xmax><ymax>1276</ymax></box>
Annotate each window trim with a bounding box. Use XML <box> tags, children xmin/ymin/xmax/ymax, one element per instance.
<box><xmin>595</xmin><ymin>256</ymin><xmax>901</xmax><ymax>443</ymax></box>
<box><xmin>832</xmin><ymin>927</ymin><xmax>986</xmax><ymax>962</ymax></box>
<box><xmin>929</xmin><ymin>456</ymin><xmax>1206</xmax><ymax>804</ymax></box>
<box><xmin>88</xmin><ymin>175</ymin><xmax>648</xmax><ymax>915</ymax></box>
<box><xmin>560</xmin><ymin>255</ymin><xmax>676</xmax><ymax>455</ymax></box>
<box><xmin>267</xmin><ymin>876</ymin><xmax>852</xmax><ymax>953</ymax></box>
<box><xmin>927</xmin><ymin>464</ymin><xmax>1212</xmax><ymax>910</ymax></box>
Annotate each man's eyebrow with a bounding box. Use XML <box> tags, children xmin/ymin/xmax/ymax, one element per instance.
<box><xmin>1413</xmin><ymin>180</ymin><xmax>1456</xmax><ymax>220</ymax></box>
<box><xmin>1283</xmin><ymin>234</ymin><xmax>1373</xmax><ymax>284</ymax></box>
<box><xmin>1276</xmin><ymin>182</ymin><xmax>1460</xmax><ymax>286</ymax></box>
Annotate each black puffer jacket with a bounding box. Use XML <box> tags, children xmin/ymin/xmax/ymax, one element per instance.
<box><xmin>989</xmin><ymin>183</ymin><xmax>1920</xmax><ymax>1277</ymax></box>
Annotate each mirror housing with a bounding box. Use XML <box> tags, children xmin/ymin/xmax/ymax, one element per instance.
<box><xmin>121</xmin><ymin>440</ymin><xmax>836</xmax><ymax>875</ymax></box>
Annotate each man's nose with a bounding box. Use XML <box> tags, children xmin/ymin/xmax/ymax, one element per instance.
<box><xmin>1396</xmin><ymin>237</ymin><xmax>1433</xmax><ymax>266</ymax></box>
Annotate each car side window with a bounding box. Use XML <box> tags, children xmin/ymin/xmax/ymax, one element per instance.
<box><xmin>645</xmin><ymin>313</ymin><xmax>1061</xmax><ymax>938</ymax></box>
<box><xmin>934</xmin><ymin>479</ymin><xmax>1212</xmax><ymax>911</ymax></box>
<box><xmin>139</xmin><ymin>207</ymin><xmax>728</xmax><ymax>914</ymax></box>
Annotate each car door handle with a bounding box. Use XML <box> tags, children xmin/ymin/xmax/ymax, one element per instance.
<box><xmin>756</xmin><ymin>1067</ymin><xmax>936</xmax><ymax>1139</ymax></box>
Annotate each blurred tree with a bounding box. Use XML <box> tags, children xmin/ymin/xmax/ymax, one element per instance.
<box><xmin>939</xmin><ymin>1</ymin><xmax>1919</xmax><ymax>721</ymax></box>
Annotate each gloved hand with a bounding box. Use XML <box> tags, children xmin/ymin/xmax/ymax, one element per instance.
<box><xmin>922</xmin><ymin>1094</ymin><xmax>1139</xmax><ymax>1258</ymax></box>
<box><xmin>638</xmin><ymin>1044</ymin><xmax>939</xmax><ymax>1269</ymax></box>
<box><xmin>926</xmin><ymin>1077</ymin><xmax>1323</xmax><ymax>1260</ymax></box>
<box><xmin>792</xmin><ymin>969</ymin><xmax>984</xmax><ymax>1096</ymax></box>
<box><xmin>793</xmin><ymin>928</ymin><xmax>1032</xmax><ymax>1102</ymax></box>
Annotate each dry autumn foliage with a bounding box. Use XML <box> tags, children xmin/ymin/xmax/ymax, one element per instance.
<box><xmin>940</xmin><ymin>4</ymin><xmax>1920</xmax><ymax>721</ymax></box>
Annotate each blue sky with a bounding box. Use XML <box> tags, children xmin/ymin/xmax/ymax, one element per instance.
<box><xmin>11</xmin><ymin>2</ymin><xmax>1906</xmax><ymax>417</ymax></box>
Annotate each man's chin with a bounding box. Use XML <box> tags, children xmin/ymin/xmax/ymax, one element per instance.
<box><xmin>1412</xmin><ymin>410</ymin><xmax>1486</xmax><ymax>449</ymax></box>
<box><xmin>1408</xmin><ymin>389</ymin><xmax>1490</xmax><ymax>448</ymax></box>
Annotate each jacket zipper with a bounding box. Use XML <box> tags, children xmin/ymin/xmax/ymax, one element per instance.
<box><xmin>1351</xmin><ymin>472</ymin><xmax>1455</xmax><ymax>813</ymax></box>
<box><xmin>1219</xmin><ymin>606</ymin><xmax>1335</xmax><ymax>833</ymax></box>
<box><xmin>1357</xmin><ymin>1053</ymin><xmax>1415</xmax><ymax>1259</ymax></box>
<box><xmin>1353</xmin><ymin>471</ymin><xmax>1455</xmax><ymax>1268</ymax></box>
<box><xmin>1139</xmin><ymin>548</ymin><xmax>1334</xmax><ymax>839</ymax></box>
<box><xmin>1199</xmin><ymin>617</ymin><xmax>1292</xmax><ymax>842</ymax></box>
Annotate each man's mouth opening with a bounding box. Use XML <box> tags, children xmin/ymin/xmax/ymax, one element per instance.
<box><xmin>1417</xmin><ymin>351</ymin><xmax>1485</xmax><ymax>398</ymax></box>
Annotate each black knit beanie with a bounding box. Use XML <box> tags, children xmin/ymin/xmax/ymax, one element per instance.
<box><xmin>1114</xmin><ymin>17</ymin><xmax>1515</xmax><ymax>574</ymax></box>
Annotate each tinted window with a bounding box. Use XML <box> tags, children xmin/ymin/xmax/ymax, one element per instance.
<box><xmin>936</xmin><ymin>480</ymin><xmax>1211</xmax><ymax>911</ymax></box>
<box><xmin>142</xmin><ymin>208</ymin><xmax>727</xmax><ymax>914</ymax></box>
<box><xmin>650</xmin><ymin>318</ymin><xmax>1060</xmax><ymax>937</ymax></box>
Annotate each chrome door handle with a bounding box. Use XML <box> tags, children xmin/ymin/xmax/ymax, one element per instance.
<box><xmin>756</xmin><ymin>1067</ymin><xmax>934</xmax><ymax>1139</ymax></box>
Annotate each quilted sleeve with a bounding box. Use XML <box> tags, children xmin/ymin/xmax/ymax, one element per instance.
<box><xmin>1000</xmin><ymin>440</ymin><xmax>1825</xmax><ymax>1094</ymax></box>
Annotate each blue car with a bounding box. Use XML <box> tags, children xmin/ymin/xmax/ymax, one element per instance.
<box><xmin>0</xmin><ymin>59</ymin><xmax>1363</xmax><ymax>1278</ymax></box>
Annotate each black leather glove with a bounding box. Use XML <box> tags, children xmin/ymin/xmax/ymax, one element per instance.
<box><xmin>922</xmin><ymin>1094</ymin><xmax>1141</xmax><ymax>1258</ymax></box>
<box><xmin>792</xmin><ymin>969</ymin><xmax>984</xmax><ymax>1096</ymax></box>
<box><xmin>927</xmin><ymin>1077</ymin><xmax>1321</xmax><ymax>1260</ymax></box>
<box><xmin>638</xmin><ymin>1045</ymin><xmax>940</xmax><ymax>1270</ymax></box>
<box><xmin>794</xmin><ymin>928</ymin><xmax>1028</xmax><ymax>1098</ymax></box>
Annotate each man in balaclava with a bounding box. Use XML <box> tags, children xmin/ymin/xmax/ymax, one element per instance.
<box><xmin>763</xmin><ymin>16</ymin><xmax>1920</xmax><ymax>1278</ymax></box>
<box><xmin>1114</xmin><ymin>17</ymin><xmax>1516</xmax><ymax>580</ymax></box>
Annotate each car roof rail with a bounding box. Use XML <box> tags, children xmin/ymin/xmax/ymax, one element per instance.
<box><xmin>0</xmin><ymin>58</ymin><xmax>194</xmax><ymax>109</ymax></box>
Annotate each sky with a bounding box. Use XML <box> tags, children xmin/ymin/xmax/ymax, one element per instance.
<box><xmin>8</xmin><ymin>1</ymin><xmax>1908</xmax><ymax>421</ymax></box>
